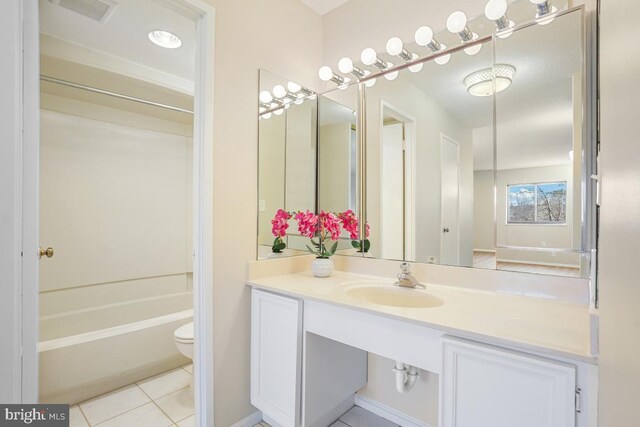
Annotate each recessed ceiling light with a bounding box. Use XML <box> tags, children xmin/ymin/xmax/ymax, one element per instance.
<box><xmin>148</xmin><ymin>30</ymin><xmax>182</xmax><ymax>49</ymax></box>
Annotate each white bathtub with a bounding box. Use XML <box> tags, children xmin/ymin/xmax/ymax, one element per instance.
<box><xmin>39</xmin><ymin>290</ymin><xmax>193</xmax><ymax>404</ymax></box>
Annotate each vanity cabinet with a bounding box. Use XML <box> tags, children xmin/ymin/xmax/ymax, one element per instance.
<box><xmin>249</xmin><ymin>283</ymin><xmax>596</xmax><ymax>427</ymax></box>
<box><xmin>440</xmin><ymin>337</ymin><xmax>577</xmax><ymax>427</ymax></box>
<box><xmin>251</xmin><ymin>290</ymin><xmax>303</xmax><ymax>427</ymax></box>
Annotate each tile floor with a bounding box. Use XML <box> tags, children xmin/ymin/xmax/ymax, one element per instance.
<box><xmin>71</xmin><ymin>368</ymin><xmax>392</xmax><ymax>427</ymax></box>
<box><xmin>253</xmin><ymin>405</ymin><xmax>398</xmax><ymax>427</ymax></box>
<box><xmin>70</xmin><ymin>364</ymin><xmax>194</xmax><ymax>427</ymax></box>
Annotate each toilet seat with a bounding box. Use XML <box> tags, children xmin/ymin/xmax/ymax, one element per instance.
<box><xmin>174</xmin><ymin>322</ymin><xmax>194</xmax><ymax>343</ymax></box>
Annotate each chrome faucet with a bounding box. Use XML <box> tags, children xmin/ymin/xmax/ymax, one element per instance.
<box><xmin>394</xmin><ymin>263</ymin><xmax>426</xmax><ymax>289</ymax></box>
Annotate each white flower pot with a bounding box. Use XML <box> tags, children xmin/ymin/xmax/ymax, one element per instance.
<box><xmin>311</xmin><ymin>258</ymin><xmax>334</xmax><ymax>278</ymax></box>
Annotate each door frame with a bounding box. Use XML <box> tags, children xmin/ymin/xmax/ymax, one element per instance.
<box><xmin>379</xmin><ymin>100</ymin><xmax>417</xmax><ymax>261</ymax></box>
<box><xmin>440</xmin><ymin>133</ymin><xmax>461</xmax><ymax>265</ymax></box>
<box><xmin>2</xmin><ymin>1</ymin><xmax>216</xmax><ymax>426</ymax></box>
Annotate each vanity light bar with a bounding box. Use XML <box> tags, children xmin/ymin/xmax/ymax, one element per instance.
<box><xmin>309</xmin><ymin>0</ymin><xmax>557</xmax><ymax>89</ymax></box>
<box><xmin>258</xmin><ymin>81</ymin><xmax>316</xmax><ymax>118</ymax></box>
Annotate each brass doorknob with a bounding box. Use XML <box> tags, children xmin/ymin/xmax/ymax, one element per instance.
<box><xmin>39</xmin><ymin>247</ymin><xmax>54</xmax><ymax>259</ymax></box>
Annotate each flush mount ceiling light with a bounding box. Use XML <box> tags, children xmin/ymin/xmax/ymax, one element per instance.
<box><xmin>148</xmin><ymin>30</ymin><xmax>182</xmax><ymax>49</ymax></box>
<box><xmin>464</xmin><ymin>64</ymin><xmax>515</xmax><ymax>97</ymax></box>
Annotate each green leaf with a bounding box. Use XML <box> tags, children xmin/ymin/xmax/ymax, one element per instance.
<box><xmin>305</xmin><ymin>244</ymin><xmax>317</xmax><ymax>255</ymax></box>
<box><xmin>274</xmin><ymin>242</ymin><xmax>286</xmax><ymax>252</ymax></box>
<box><xmin>351</xmin><ymin>240</ymin><xmax>361</xmax><ymax>249</ymax></box>
<box><xmin>329</xmin><ymin>241</ymin><xmax>338</xmax><ymax>255</ymax></box>
<box><xmin>363</xmin><ymin>239</ymin><xmax>371</xmax><ymax>252</ymax></box>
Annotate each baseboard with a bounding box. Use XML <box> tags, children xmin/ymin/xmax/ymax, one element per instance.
<box><xmin>497</xmin><ymin>258</ymin><xmax>580</xmax><ymax>269</ymax></box>
<box><xmin>354</xmin><ymin>394</ymin><xmax>431</xmax><ymax>427</ymax></box>
<box><xmin>231</xmin><ymin>410</ymin><xmax>263</xmax><ymax>427</ymax></box>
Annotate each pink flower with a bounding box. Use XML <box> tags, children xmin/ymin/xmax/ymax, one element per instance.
<box><xmin>319</xmin><ymin>211</ymin><xmax>341</xmax><ymax>241</ymax></box>
<box><xmin>294</xmin><ymin>210</ymin><xmax>318</xmax><ymax>238</ymax></box>
<box><xmin>337</xmin><ymin>210</ymin><xmax>370</xmax><ymax>239</ymax></box>
<box><xmin>271</xmin><ymin>209</ymin><xmax>291</xmax><ymax>238</ymax></box>
<box><xmin>338</xmin><ymin>210</ymin><xmax>359</xmax><ymax>239</ymax></box>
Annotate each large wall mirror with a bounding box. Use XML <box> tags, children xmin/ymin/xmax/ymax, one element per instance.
<box><xmin>257</xmin><ymin>70</ymin><xmax>318</xmax><ymax>259</ymax></box>
<box><xmin>257</xmin><ymin>71</ymin><xmax>361</xmax><ymax>259</ymax></box>
<box><xmin>257</xmin><ymin>5</ymin><xmax>594</xmax><ymax>279</ymax></box>
<box><xmin>362</xmin><ymin>6</ymin><xmax>590</xmax><ymax>278</ymax></box>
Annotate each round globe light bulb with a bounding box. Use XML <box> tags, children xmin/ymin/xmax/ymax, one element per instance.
<box><xmin>434</xmin><ymin>45</ymin><xmax>450</xmax><ymax>65</ymax></box>
<box><xmin>259</xmin><ymin>90</ymin><xmax>273</xmax><ymax>103</ymax></box>
<box><xmin>318</xmin><ymin>66</ymin><xmax>334</xmax><ymax>81</ymax></box>
<box><xmin>338</xmin><ymin>57</ymin><xmax>354</xmax><ymax>74</ymax></box>
<box><xmin>274</xmin><ymin>108</ymin><xmax>284</xmax><ymax>116</ymax></box>
<box><xmin>386</xmin><ymin>37</ymin><xmax>404</xmax><ymax>56</ymax></box>
<box><xmin>273</xmin><ymin>85</ymin><xmax>287</xmax><ymax>99</ymax></box>
<box><xmin>408</xmin><ymin>54</ymin><xmax>423</xmax><ymax>73</ymax></box>
<box><xmin>361</xmin><ymin>48</ymin><xmax>378</xmax><ymax>66</ymax></box>
<box><xmin>385</xmin><ymin>71</ymin><xmax>399</xmax><ymax>81</ymax></box>
<box><xmin>485</xmin><ymin>0</ymin><xmax>508</xmax><ymax>21</ymax></box>
<box><xmin>447</xmin><ymin>11</ymin><xmax>468</xmax><ymax>33</ymax></box>
<box><xmin>263</xmin><ymin>112</ymin><xmax>272</xmax><ymax>119</ymax></box>
<box><xmin>464</xmin><ymin>42</ymin><xmax>482</xmax><ymax>56</ymax></box>
<box><xmin>530</xmin><ymin>0</ymin><xmax>547</xmax><ymax>4</ymax></box>
<box><xmin>365</xmin><ymin>78</ymin><xmax>376</xmax><ymax>88</ymax></box>
<box><xmin>414</xmin><ymin>26</ymin><xmax>434</xmax><ymax>46</ymax></box>
<box><xmin>287</xmin><ymin>81</ymin><xmax>302</xmax><ymax>93</ymax></box>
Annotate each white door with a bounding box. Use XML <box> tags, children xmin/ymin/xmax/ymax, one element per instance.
<box><xmin>440</xmin><ymin>337</ymin><xmax>577</xmax><ymax>427</ymax></box>
<box><xmin>440</xmin><ymin>135</ymin><xmax>460</xmax><ymax>265</ymax></box>
<box><xmin>381</xmin><ymin>123</ymin><xmax>405</xmax><ymax>260</ymax></box>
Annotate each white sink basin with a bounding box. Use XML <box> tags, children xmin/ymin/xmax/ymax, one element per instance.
<box><xmin>345</xmin><ymin>285</ymin><xmax>443</xmax><ymax>309</ymax></box>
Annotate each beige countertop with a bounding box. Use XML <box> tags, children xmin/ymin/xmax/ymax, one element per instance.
<box><xmin>247</xmin><ymin>270</ymin><xmax>595</xmax><ymax>364</ymax></box>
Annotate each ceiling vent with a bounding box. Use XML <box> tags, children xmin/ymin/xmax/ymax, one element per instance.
<box><xmin>48</xmin><ymin>0</ymin><xmax>118</xmax><ymax>23</ymax></box>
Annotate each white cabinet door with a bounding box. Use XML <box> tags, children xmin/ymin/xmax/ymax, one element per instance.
<box><xmin>251</xmin><ymin>290</ymin><xmax>303</xmax><ymax>427</ymax></box>
<box><xmin>440</xmin><ymin>337</ymin><xmax>576</xmax><ymax>427</ymax></box>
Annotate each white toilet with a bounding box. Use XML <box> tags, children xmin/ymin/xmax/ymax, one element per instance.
<box><xmin>174</xmin><ymin>322</ymin><xmax>194</xmax><ymax>393</ymax></box>
<box><xmin>174</xmin><ymin>321</ymin><xmax>194</xmax><ymax>358</ymax></box>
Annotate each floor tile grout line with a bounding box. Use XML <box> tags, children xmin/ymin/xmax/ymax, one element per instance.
<box><xmin>80</xmin><ymin>384</ymin><xmax>151</xmax><ymax>427</ymax></box>
<box><xmin>76</xmin><ymin>404</ymin><xmax>92</xmax><ymax>427</ymax></box>
<box><xmin>137</xmin><ymin>383</ymin><xmax>181</xmax><ymax>426</ymax></box>
<box><xmin>136</xmin><ymin>378</ymin><xmax>191</xmax><ymax>402</ymax></box>
<box><xmin>152</xmin><ymin>386</ymin><xmax>194</xmax><ymax>425</ymax></box>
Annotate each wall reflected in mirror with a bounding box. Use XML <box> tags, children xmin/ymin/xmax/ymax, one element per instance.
<box><xmin>317</xmin><ymin>84</ymin><xmax>363</xmax><ymax>256</ymax></box>
<box><xmin>257</xmin><ymin>70</ymin><xmax>317</xmax><ymax>259</ymax></box>
<box><xmin>365</xmin><ymin>39</ymin><xmax>492</xmax><ymax>269</ymax></box>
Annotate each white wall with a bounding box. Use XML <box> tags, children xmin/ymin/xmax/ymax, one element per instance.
<box><xmin>202</xmin><ymin>1</ymin><xmax>323</xmax><ymax>424</ymax></box>
<box><xmin>285</xmin><ymin>101</ymin><xmax>317</xmax><ymax>213</ymax></box>
<box><xmin>258</xmin><ymin>114</ymin><xmax>286</xmax><ymax>247</ymax></box>
<box><xmin>39</xmin><ymin>100</ymin><xmax>192</xmax><ymax>297</ymax></box>
<box><xmin>598</xmin><ymin>0</ymin><xmax>640</xmax><ymax>425</ymax></box>
<box><xmin>319</xmin><ymin>122</ymin><xmax>351</xmax><ymax>212</ymax></box>
<box><xmin>473</xmin><ymin>170</ymin><xmax>495</xmax><ymax>251</ymax></box>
